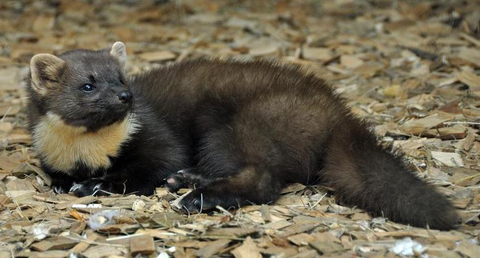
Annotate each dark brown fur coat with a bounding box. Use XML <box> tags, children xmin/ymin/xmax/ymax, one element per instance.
<box><xmin>26</xmin><ymin>43</ymin><xmax>460</xmax><ymax>230</ymax></box>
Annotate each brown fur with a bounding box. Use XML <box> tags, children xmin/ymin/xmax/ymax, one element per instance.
<box><xmin>26</xmin><ymin>42</ymin><xmax>460</xmax><ymax>230</ymax></box>
<box><xmin>30</xmin><ymin>54</ymin><xmax>65</xmax><ymax>95</ymax></box>
<box><xmin>152</xmin><ymin>59</ymin><xmax>459</xmax><ymax>230</ymax></box>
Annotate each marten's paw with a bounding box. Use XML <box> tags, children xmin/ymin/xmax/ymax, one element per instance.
<box><xmin>70</xmin><ymin>179</ymin><xmax>117</xmax><ymax>197</ymax></box>
<box><xmin>165</xmin><ymin>168</ymin><xmax>213</xmax><ymax>192</ymax></box>
<box><xmin>51</xmin><ymin>178</ymin><xmax>74</xmax><ymax>194</ymax></box>
<box><xmin>178</xmin><ymin>189</ymin><xmax>221</xmax><ymax>213</ymax></box>
<box><xmin>178</xmin><ymin>188</ymin><xmax>241</xmax><ymax>213</ymax></box>
<box><xmin>165</xmin><ymin>170</ymin><xmax>189</xmax><ymax>192</ymax></box>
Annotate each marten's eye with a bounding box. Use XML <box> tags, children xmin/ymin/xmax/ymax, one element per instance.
<box><xmin>81</xmin><ymin>84</ymin><xmax>95</xmax><ymax>92</ymax></box>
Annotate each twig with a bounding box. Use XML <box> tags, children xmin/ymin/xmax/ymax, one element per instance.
<box><xmin>453</xmin><ymin>173</ymin><xmax>480</xmax><ymax>185</ymax></box>
<box><xmin>309</xmin><ymin>192</ymin><xmax>328</xmax><ymax>210</ymax></box>
<box><xmin>444</xmin><ymin>121</ymin><xmax>480</xmax><ymax>125</ymax></box>
<box><xmin>216</xmin><ymin>205</ymin><xmax>234</xmax><ymax>217</ymax></box>
<box><xmin>194</xmin><ymin>235</ymin><xmax>245</xmax><ymax>241</ymax></box>
<box><xmin>62</xmin><ymin>235</ymin><xmax>125</xmax><ymax>248</ymax></box>
<box><xmin>0</xmin><ymin>106</ymin><xmax>12</xmax><ymax>123</ymax></box>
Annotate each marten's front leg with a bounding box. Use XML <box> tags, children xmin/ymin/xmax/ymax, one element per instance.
<box><xmin>70</xmin><ymin>132</ymin><xmax>189</xmax><ymax>196</ymax></box>
<box><xmin>70</xmin><ymin>166</ymin><xmax>171</xmax><ymax>197</ymax></box>
<box><xmin>71</xmin><ymin>156</ymin><xmax>185</xmax><ymax>197</ymax></box>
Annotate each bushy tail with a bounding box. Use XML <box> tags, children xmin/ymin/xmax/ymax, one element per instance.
<box><xmin>323</xmin><ymin>118</ymin><xmax>460</xmax><ymax>230</ymax></box>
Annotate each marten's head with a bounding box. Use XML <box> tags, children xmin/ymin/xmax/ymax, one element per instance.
<box><xmin>28</xmin><ymin>42</ymin><xmax>132</xmax><ymax>132</ymax></box>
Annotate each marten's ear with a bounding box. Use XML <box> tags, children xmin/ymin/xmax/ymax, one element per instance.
<box><xmin>110</xmin><ymin>41</ymin><xmax>127</xmax><ymax>67</ymax></box>
<box><xmin>30</xmin><ymin>54</ymin><xmax>65</xmax><ymax>95</ymax></box>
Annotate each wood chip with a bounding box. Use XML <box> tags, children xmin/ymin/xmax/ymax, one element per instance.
<box><xmin>457</xmin><ymin>70</ymin><xmax>480</xmax><ymax>90</ymax></box>
<box><xmin>455</xmin><ymin>240</ymin><xmax>480</xmax><ymax>258</ymax></box>
<box><xmin>139</xmin><ymin>51</ymin><xmax>176</xmax><ymax>62</ymax></box>
<box><xmin>290</xmin><ymin>249</ymin><xmax>318</xmax><ymax>258</ymax></box>
<box><xmin>194</xmin><ymin>239</ymin><xmax>231</xmax><ymax>257</ymax></box>
<box><xmin>354</xmin><ymin>62</ymin><xmax>384</xmax><ymax>78</ymax></box>
<box><xmin>452</xmin><ymin>197</ymin><xmax>472</xmax><ymax>209</ymax></box>
<box><xmin>460</xmin><ymin>129</ymin><xmax>476</xmax><ymax>151</ymax></box>
<box><xmin>130</xmin><ymin>234</ymin><xmax>155</xmax><ymax>255</ymax></box>
<box><xmin>19</xmin><ymin>250</ymin><xmax>70</xmax><ymax>258</ymax></box>
<box><xmin>281</xmin><ymin>183</ymin><xmax>306</xmax><ymax>194</ymax></box>
<box><xmin>260</xmin><ymin>205</ymin><xmax>272</xmax><ymax>222</ymax></box>
<box><xmin>231</xmin><ymin>236</ymin><xmax>261</xmax><ymax>258</ymax></box>
<box><xmin>82</xmin><ymin>245</ymin><xmax>127</xmax><ymax>258</ymax></box>
<box><xmin>31</xmin><ymin>236</ymin><xmax>78</xmax><ymax>251</ymax></box>
<box><xmin>424</xmin><ymin>125</ymin><xmax>468</xmax><ymax>140</ymax></box>
<box><xmin>0</xmin><ymin>2</ymin><xmax>478</xmax><ymax>257</ymax></box>
<box><xmin>400</xmin><ymin>113</ymin><xmax>454</xmax><ymax>135</ymax></box>
<box><xmin>309</xmin><ymin>241</ymin><xmax>345</xmax><ymax>255</ymax></box>
<box><xmin>69</xmin><ymin>231</ymin><xmax>98</xmax><ymax>254</ymax></box>
<box><xmin>340</xmin><ymin>55</ymin><xmax>364</xmax><ymax>69</ymax></box>
<box><xmin>288</xmin><ymin>233</ymin><xmax>317</xmax><ymax>246</ymax></box>
<box><xmin>32</xmin><ymin>14</ymin><xmax>55</xmax><ymax>32</ymax></box>
<box><xmin>150</xmin><ymin>212</ymin><xmax>186</xmax><ymax>227</ymax></box>
<box><xmin>384</xmin><ymin>84</ymin><xmax>403</xmax><ymax>98</ymax></box>
<box><xmin>460</xmin><ymin>33</ymin><xmax>480</xmax><ymax>48</ymax></box>
<box><xmin>431</xmin><ymin>151</ymin><xmax>464</xmax><ymax>167</ymax></box>
<box><xmin>278</xmin><ymin>223</ymin><xmax>320</xmax><ymax>237</ymax></box>
<box><xmin>208</xmin><ymin>227</ymin><xmax>258</xmax><ymax>238</ymax></box>
<box><xmin>264</xmin><ymin>220</ymin><xmax>293</xmax><ymax>230</ymax></box>
<box><xmin>303</xmin><ymin>47</ymin><xmax>333</xmax><ymax>62</ymax></box>
<box><xmin>249</xmin><ymin>44</ymin><xmax>279</xmax><ymax>57</ymax></box>
<box><xmin>55</xmin><ymin>195</ymin><xmax>97</xmax><ymax>210</ymax></box>
<box><xmin>458</xmin><ymin>47</ymin><xmax>480</xmax><ymax>67</ymax></box>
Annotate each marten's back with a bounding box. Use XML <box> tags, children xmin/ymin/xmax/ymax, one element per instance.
<box><xmin>130</xmin><ymin>59</ymin><xmax>350</xmax><ymax>133</ymax></box>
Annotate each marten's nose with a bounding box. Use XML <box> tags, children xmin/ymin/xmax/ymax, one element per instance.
<box><xmin>118</xmin><ymin>90</ymin><xmax>132</xmax><ymax>104</ymax></box>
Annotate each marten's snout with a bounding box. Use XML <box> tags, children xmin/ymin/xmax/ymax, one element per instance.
<box><xmin>118</xmin><ymin>90</ymin><xmax>132</xmax><ymax>104</ymax></box>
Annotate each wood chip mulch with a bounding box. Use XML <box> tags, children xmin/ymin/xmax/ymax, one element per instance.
<box><xmin>0</xmin><ymin>0</ymin><xmax>479</xmax><ymax>257</ymax></box>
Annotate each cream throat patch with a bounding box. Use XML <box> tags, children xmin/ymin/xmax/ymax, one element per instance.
<box><xmin>33</xmin><ymin>112</ymin><xmax>139</xmax><ymax>173</ymax></box>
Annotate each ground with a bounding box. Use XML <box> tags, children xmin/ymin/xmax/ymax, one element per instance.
<box><xmin>0</xmin><ymin>0</ymin><xmax>479</xmax><ymax>257</ymax></box>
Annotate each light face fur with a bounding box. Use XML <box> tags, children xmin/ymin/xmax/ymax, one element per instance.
<box><xmin>33</xmin><ymin>112</ymin><xmax>139</xmax><ymax>173</ymax></box>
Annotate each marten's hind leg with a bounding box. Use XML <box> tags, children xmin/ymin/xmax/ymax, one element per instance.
<box><xmin>178</xmin><ymin>165</ymin><xmax>283</xmax><ymax>212</ymax></box>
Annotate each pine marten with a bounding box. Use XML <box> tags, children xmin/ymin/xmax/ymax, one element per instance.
<box><xmin>26</xmin><ymin>42</ymin><xmax>460</xmax><ymax>230</ymax></box>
